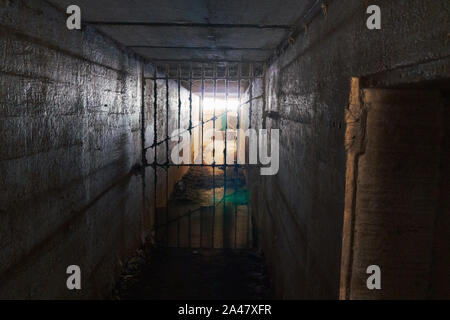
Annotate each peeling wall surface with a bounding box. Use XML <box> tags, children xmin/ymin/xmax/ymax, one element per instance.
<box><xmin>0</xmin><ymin>0</ymin><xmax>193</xmax><ymax>298</ymax></box>
<box><xmin>248</xmin><ymin>0</ymin><xmax>449</xmax><ymax>299</ymax></box>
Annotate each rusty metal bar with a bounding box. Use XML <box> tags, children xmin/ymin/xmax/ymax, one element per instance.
<box><xmin>200</xmin><ymin>206</ymin><xmax>204</xmax><ymax>248</ymax></box>
<box><xmin>86</xmin><ymin>21</ymin><xmax>292</xmax><ymax>29</ymax></box>
<box><xmin>140</xmin><ymin>64</ymin><xmax>147</xmax><ymax>238</ymax></box>
<box><xmin>151</xmin><ymin>163</ymin><xmax>260</xmax><ymax>168</ymax></box>
<box><xmin>153</xmin><ymin>67</ymin><xmax>158</xmax><ymax>239</ymax></box>
<box><xmin>236</xmin><ymin>65</ymin><xmax>241</xmax><ymax>168</ymax></box>
<box><xmin>177</xmin><ymin>64</ymin><xmax>181</xmax><ymax>248</ymax></box>
<box><xmin>235</xmin><ymin>64</ymin><xmax>241</xmax><ymax>248</ymax></box>
<box><xmin>189</xmin><ymin>63</ymin><xmax>193</xmax><ymax>146</ymax></box>
<box><xmin>149</xmin><ymin>62</ymin><xmax>260</xmax><ymax>249</ymax></box>
<box><xmin>225</xmin><ymin>67</ymin><xmax>229</xmax><ymax>165</ymax></box>
<box><xmin>165</xmin><ymin>64</ymin><xmax>170</xmax><ymax>246</ymax></box>
<box><xmin>188</xmin><ymin>63</ymin><xmax>193</xmax><ymax>249</ymax></box>
<box><xmin>212</xmin><ymin>63</ymin><xmax>217</xmax><ymax>248</ymax></box>
<box><xmin>130</xmin><ymin>45</ymin><xmax>274</xmax><ymax>50</ymax></box>
<box><xmin>249</xmin><ymin>64</ymin><xmax>253</xmax><ymax>131</ymax></box>
<box><xmin>200</xmin><ymin>64</ymin><xmax>205</xmax><ymax>248</ymax></box>
<box><xmin>248</xmin><ymin>63</ymin><xmax>254</xmax><ymax>248</ymax></box>
<box><xmin>188</xmin><ymin>209</ymin><xmax>192</xmax><ymax>248</ymax></box>
<box><xmin>223</xmin><ymin>65</ymin><xmax>228</xmax><ymax>248</ymax></box>
<box><xmin>145</xmin><ymin>75</ymin><xmax>263</xmax><ymax>80</ymax></box>
<box><xmin>201</xmin><ymin>64</ymin><xmax>205</xmax><ymax>164</ymax></box>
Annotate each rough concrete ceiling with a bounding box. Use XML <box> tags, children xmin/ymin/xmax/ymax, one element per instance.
<box><xmin>48</xmin><ymin>0</ymin><xmax>317</xmax><ymax>62</ymax></box>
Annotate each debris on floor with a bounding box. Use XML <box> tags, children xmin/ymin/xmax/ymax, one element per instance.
<box><xmin>113</xmin><ymin>247</ymin><xmax>272</xmax><ymax>300</ymax></box>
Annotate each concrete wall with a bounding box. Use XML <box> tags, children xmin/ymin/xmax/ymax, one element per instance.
<box><xmin>248</xmin><ymin>0</ymin><xmax>449</xmax><ymax>299</ymax></box>
<box><xmin>0</xmin><ymin>0</ymin><xmax>194</xmax><ymax>299</ymax></box>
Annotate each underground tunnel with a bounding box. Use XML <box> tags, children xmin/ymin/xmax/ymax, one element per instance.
<box><xmin>0</xmin><ymin>0</ymin><xmax>449</xmax><ymax>302</ymax></box>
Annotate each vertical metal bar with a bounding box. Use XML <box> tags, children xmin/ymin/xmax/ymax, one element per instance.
<box><xmin>200</xmin><ymin>63</ymin><xmax>205</xmax><ymax>248</ymax></box>
<box><xmin>224</xmin><ymin>68</ymin><xmax>228</xmax><ymax>166</ymax></box>
<box><xmin>200</xmin><ymin>207</ymin><xmax>203</xmax><ymax>248</ymax></box>
<box><xmin>235</xmin><ymin>64</ymin><xmax>241</xmax><ymax>249</ymax></box>
<box><xmin>212</xmin><ymin>63</ymin><xmax>216</xmax><ymax>248</ymax></box>
<box><xmin>188</xmin><ymin>210</ymin><xmax>191</xmax><ymax>248</ymax></box>
<box><xmin>165</xmin><ymin>64</ymin><xmax>170</xmax><ymax>247</ymax></box>
<box><xmin>236</xmin><ymin>65</ymin><xmax>241</xmax><ymax>169</ymax></box>
<box><xmin>153</xmin><ymin>67</ymin><xmax>158</xmax><ymax>244</ymax></box>
<box><xmin>188</xmin><ymin>64</ymin><xmax>193</xmax><ymax>249</ymax></box>
<box><xmin>249</xmin><ymin>64</ymin><xmax>253</xmax><ymax>131</ymax></box>
<box><xmin>223</xmin><ymin>65</ymin><xmax>228</xmax><ymax>248</ymax></box>
<box><xmin>201</xmin><ymin>64</ymin><xmax>205</xmax><ymax>164</ymax></box>
<box><xmin>248</xmin><ymin>63</ymin><xmax>254</xmax><ymax>249</ymax></box>
<box><xmin>177</xmin><ymin>64</ymin><xmax>181</xmax><ymax>248</ymax></box>
<box><xmin>140</xmin><ymin>63</ymin><xmax>147</xmax><ymax>239</ymax></box>
<box><xmin>189</xmin><ymin>64</ymin><xmax>193</xmax><ymax>159</ymax></box>
<box><xmin>178</xmin><ymin>65</ymin><xmax>181</xmax><ymax>146</ymax></box>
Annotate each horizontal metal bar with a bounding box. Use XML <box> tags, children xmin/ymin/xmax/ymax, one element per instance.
<box><xmin>146</xmin><ymin>163</ymin><xmax>261</xmax><ymax>168</ymax></box>
<box><xmin>148</xmin><ymin>58</ymin><xmax>266</xmax><ymax>63</ymax></box>
<box><xmin>85</xmin><ymin>21</ymin><xmax>293</xmax><ymax>29</ymax></box>
<box><xmin>144</xmin><ymin>76</ymin><xmax>263</xmax><ymax>80</ymax></box>
<box><xmin>129</xmin><ymin>45</ymin><xmax>275</xmax><ymax>51</ymax></box>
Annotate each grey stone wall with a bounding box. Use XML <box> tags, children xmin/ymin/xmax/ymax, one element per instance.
<box><xmin>0</xmin><ymin>0</ymin><xmax>194</xmax><ymax>298</ymax></box>
<box><xmin>248</xmin><ymin>0</ymin><xmax>449</xmax><ymax>299</ymax></box>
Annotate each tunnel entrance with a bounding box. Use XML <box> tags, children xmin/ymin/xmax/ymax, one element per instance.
<box><xmin>2</xmin><ymin>0</ymin><xmax>448</xmax><ymax>302</ymax></box>
<box><xmin>113</xmin><ymin>62</ymin><xmax>272</xmax><ymax>299</ymax></box>
<box><xmin>143</xmin><ymin>62</ymin><xmax>263</xmax><ymax>250</ymax></box>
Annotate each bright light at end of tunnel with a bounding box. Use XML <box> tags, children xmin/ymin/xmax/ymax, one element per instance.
<box><xmin>203</xmin><ymin>98</ymin><xmax>239</xmax><ymax>111</ymax></box>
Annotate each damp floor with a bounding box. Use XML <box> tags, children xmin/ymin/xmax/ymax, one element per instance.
<box><xmin>113</xmin><ymin>247</ymin><xmax>271</xmax><ymax>300</ymax></box>
<box><xmin>114</xmin><ymin>164</ymin><xmax>271</xmax><ymax>300</ymax></box>
<box><xmin>155</xmin><ymin>165</ymin><xmax>254</xmax><ymax>249</ymax></box>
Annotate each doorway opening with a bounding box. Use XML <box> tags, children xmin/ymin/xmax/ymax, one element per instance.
<box><xmin>113</xmin><ymin>62</ymin><xmax>272</xmax><ymax>299</ymax></box>
<box><xmin>340</xmin><ymin>78</ymin><xmax>450</xmax><ymax>299</ymax></box>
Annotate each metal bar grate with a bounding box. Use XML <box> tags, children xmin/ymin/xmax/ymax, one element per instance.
<box><xmin>145</xmin><ymin>62</ymin><xmax>263</xmax><ymax>249</ymax></box>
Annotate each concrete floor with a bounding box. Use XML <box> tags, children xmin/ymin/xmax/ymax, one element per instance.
<box><xmin>114</xmin><ymin>164</ymin><xmax>269</xmax><ymax>300</ymax></box>
<box><xmin>113</xmin><ymin>248</ymin><xmax>271</xmax><ymax>300</ymax></box>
